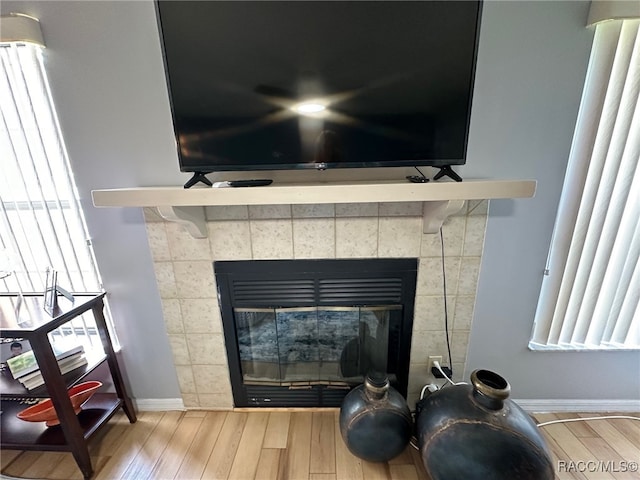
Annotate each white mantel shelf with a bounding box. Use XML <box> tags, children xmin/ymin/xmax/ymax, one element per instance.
<box><xmin>92</xmin><ymin>179</ymin><xmax>536</xmax><ymax>238</ymax></box>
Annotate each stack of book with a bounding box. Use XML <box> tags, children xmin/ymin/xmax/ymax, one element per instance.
<box><xmin>6</xmin><ymin>340</ymin><xmax>87</xmax><ymax>391</ymax></box>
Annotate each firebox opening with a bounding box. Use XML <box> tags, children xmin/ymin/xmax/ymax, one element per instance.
<box><xmin>215</xmin><ymin>259</ymin><xmax>417</xmax><ymax>407</ymax></box>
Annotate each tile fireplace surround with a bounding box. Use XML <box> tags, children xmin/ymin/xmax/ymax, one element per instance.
<box><xmin>144</xmin><ymin>200</ymin><xmax>488</xmax><ymax>409</ymax></box>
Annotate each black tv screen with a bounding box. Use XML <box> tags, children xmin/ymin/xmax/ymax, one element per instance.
<box><xmin>156</xmin><ymin>1</ymin><xmax>482</xmax><ymax>174</ymax></box>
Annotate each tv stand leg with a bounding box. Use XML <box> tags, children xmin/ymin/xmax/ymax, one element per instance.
<box><xmin>433</xmin><ymin>166</ymin><xmax>463</xmax><ymax>182</ymax></box>
<box><xmin>184</xmin><ymin>172</ymin><xmax>213</xmax><ymax>189</ymax></box>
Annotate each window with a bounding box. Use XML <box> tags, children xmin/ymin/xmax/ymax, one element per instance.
<box><xmin>1</xmin><ymin>14</ymin><xmax>116</xmax><ymax>346</ymax></box>
<box><xmin>530</xmin><ymin>15</ymin><xmax>639</xmax><ymax>350</ymax></box>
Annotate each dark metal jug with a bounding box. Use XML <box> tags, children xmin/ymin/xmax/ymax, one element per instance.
<box><xmin>339</xmin><ymin>372</ymin><xmax>412</xmax><ymax>462</ymax></box>
<box><xmin>416</xmin><ymin>369</ymin><xmax>554</xmax><ymax>480</ymax></box>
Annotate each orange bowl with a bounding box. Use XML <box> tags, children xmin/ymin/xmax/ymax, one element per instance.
<box><xmin>17</xmin><ymin>381</ymin><xmax>102</xmax><ymax>427</ymax></box>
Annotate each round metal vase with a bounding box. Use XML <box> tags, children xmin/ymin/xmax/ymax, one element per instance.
<box><xmin>339</xmin><ymin>372</ymin><xmax>412</xmax><ymax>462</ymax></box>
<box><xmin>416</xmin><ymin>369</ymin><xmax>554</xmax><ymax>480</ymax></box>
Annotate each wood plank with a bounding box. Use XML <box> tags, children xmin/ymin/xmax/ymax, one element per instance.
<box><xmin>409</xmin><ymin>444</ymin><xmax>430</xmax><ymax>480</ymax></box>
<box><xmin>255</xmin><ymin>448</ymin><xmax>282</xmax><ymax>480</ymax></box>
<box><xmin>49</xmin><ymin>453</ymin><xmax>87</xmax><ymax>480</ymax></box>
<box><xmin>580</xmin><ymin>437</ymin><xmax>639</xmax><ymax>480</ymax></box>
<box><xmin>362</xmin><ymin>461</ymin><xmax>392</xmax><ymax>480</ymax></box>
<box><xmin>281</xmin><ymin>412</ymin><xmax>313</xmax><ymax>480</ymax></box>
<box><xmin>607</xmin><ymin>418</ymin><xmax>640</xmax><ymax>447</ymax></box>
<box><xmin>149</xmin><ymin>415</ymin><xmax>203</xmax><ymax>479</ymax></box>
<box><xmin>93</xmin><ymin>411</ymin><xmax>167</xmax><ymax>480</ymax></box>
<box><xmin>2</xmin><ymin>452</ymin><xmax>46</xmax><ymax>478</ymax></box>
<box><xmin>539</xmin><ymin>432</ymin><xmax>587</xmax><ymax>480</ymax></box>
<box><xmin>264</xmin><ymin>411</ymin><xmax>291</xmax><ymax>449</ymax></box>
<box><xmin>201</xmin><ymin>412</ymin><xmax>248</xmax><ymax>480</ymax></box>
<box><xmin>553</xmin><ymin>413</ymin><xmax>599</xmax><ymax>438</ymax></box>
<box><xmin>120</xmin><ymin>410</ymin><xmax>184</xmax><ymax>480</ymax></box>
<box><xmin>310</xmin><ymin>475</ymin><xmax>338</xmax><ymax>480</ymax></box>
<box><xmin>13</xmin><ymin>451</ymin><xmax>65</xmax><ymax>479</ymax></box>
<box><xmin>184</xmin><ymin>410</ymin><xmax>209</xmax><ymax>418</ymax></box>
<box><xmin>577</xmin><ymin>415</ymin><xmax>640</xmax><ymax>464</ymax></box>
<box><xmin>390</xmin><ymin>464</ymin><xmax>419</xmax><ymax>480</ymax></box>
<box><xmin>174</xmin><ymin>411</ymin><xmax>227</xmax><ymax>480</ymax></box>
<box><xmin>388</xmin><ymin>445</ymin><xmax>414</xmax><ymax>465</ymax></box>
<box><xmin>228</xmin><ymin>412</ymin><xmax>269</xmax><ymax>480</ymax></box>
<box><xmin>310</xmin><ymin>411</ymin><xmax>336</xmax><ymax>474</ymax></box>
<box><xmin>334</xmin><ymin>411</ymin><xmax>363</xmax><ymax>480</ymax></box>
<box><xmin>0</xmin><ymin>450</ymin><xmax>22</xmax><ymax>471</ymax></box>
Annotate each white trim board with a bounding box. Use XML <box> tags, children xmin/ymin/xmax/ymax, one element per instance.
<box><xmin>133</xmin><ymin>398</ymin><xmax>185</xmax><ymax>412</ymax></box>
<box><xmin>514</xmin><ymin>399</ymin><xmax>640</xmax><ymax>413</ymax></box>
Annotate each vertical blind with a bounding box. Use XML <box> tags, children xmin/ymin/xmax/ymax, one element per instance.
<box><xmin>0</xmin><ymin>42</ymin><xmax>100</xmax><ymax>294</ymax></box>
<box><xmin>531</xmin><ymin>19</ymin><xmax>640</xmax><ymax>350</ymax></box>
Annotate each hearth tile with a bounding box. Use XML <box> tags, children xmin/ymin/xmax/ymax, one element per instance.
<box><xmin>410</xmin><ymin>330</ymin><xmax>447</xmax><ymax>362</ymax></box>
<box><xmin>451</xmin><ymin>331</ymin><xmax>470</xmax><ymax>363</ymax></box>
<box><xmin>457</xmin><ymin>257</ymin><xmax>481</xmax><ymax>295</ymax></box>
<box><xmin>463</xmin><ymin>215</ymin><xmax>488</xmax><ymax>256</ymax></box>
<box><xmin>153</xmin><ymin>261</ymin><xmax>178</xmax><ymax>299</ymax></box>
<box><xmin>416</xmin><ymin>257</ymin><xmax>460</xmax><ymax>296</ymax></box>
<box><xmin>250</xmin><ymin>220</ymin><xmax>294</xmax><ymax>259</ymax></box>
<box><xmin>453</xmin><ymin>295</ymin><xmax>476</xmax><ymax>331</ymax></box>
<box><xmin>146</xmin><ymin>222</ymin><xmax>171</xmax><ymax>261</ymax></box>
<box><xmin>168</xmin><ymin>334</ymin><xmax>191</xmax><ymax>365</ymax></box>
<box><xmin>379</xmin><ymin>202</ymin><xmax>423</xmax><ymax>216</ymax></box>
<box><xmin>206</xmin><ymin>205</ymin><xmax>249</xmax><ymax>220</ymax></box>
<box><xmin>293</xmin><ymin>204</ymin><xmax>335</xmax><ymax>218</ymax></box>
<box><xmin>336</xmin><ymin>203</ymin><xmax>378</xmax><ymax>217</ymax></box>
<box><xmin>175</xmin><ymin>365</ymin><xmax>197</xmax><ymax>393</ymax></box>
<box><xmin>379</xmin><ymin>217</ymin><xmax>422</xmax><ymax>257</ymax></box>
<box><xmin>174</xmin><ymin>261</ymin><xmax>217</xmax><ymax>298</ymax></box>
<box><xmin>187</xmin><ymin>333</ymin><xmax>226</xmax><ymax>364</ymax></box>
<box><xmin>192</xmin><ymin>365</ymin><xmax>233</xmax><ymax>395</ymax></box>
<box><xmin>143</xmin><ymin>207</ymin><xmax>164</xmax><ymax>222</ymax></box>
<box><xmin>161</xmin><ymin>298</ymin><xmax>184</xmax><ymax>334</ymax></box>
<box><xmin>452</xmin><ymin>363</ymin><xmax>465</xmax><ymax>383</ymax></box>
<box><xmin>293</xmin><ymin>218</ymin><xmax>335</xmax><ymax>258</ymax></box>
<box><xmin>209</xmin><ymin>220</ymin><xmax>252</xmax><ymax>259</ymax></box>
<box><xmin>198</xmin><ymin>393</ymin><xmax>233</xmax><ymax>409</ymax></box>
<box><xmin>420</xmin><ymin>216</ymin><xmax>465</xmax><ymax>258</ymax></box>
<box><xmin>413</xmin><ymin>296</ymin><xmax>447</xmax><ymax>331</ymax></box>
<box><xmin>249</xmin><ymin>204</ymin><xmax>292</xmax><ymax>219</ymax></box>
<box><xmin>335</xmin><ymin>218</ymin><xmax>378</xmax><ymax>257</ymax></box>
<box><xmin>182</xmin><ymin>393</ymin><xmax>200</xmax><ymax>408</ymax></box>
<box><xmin>467</xmin><ymin>200</ymin><xmax>489</xmax><ymax>215</ymax></box>
<box><xmin>180</xmin><ymin>298</ymin><xmax>221</xmax><ymax>333</ymax></box>
<box><xmin>166</xmin><ymin>222</ymin><xmax>211</xmax><ymax>261</ymax></box>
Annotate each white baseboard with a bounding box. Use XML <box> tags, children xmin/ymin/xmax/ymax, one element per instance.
<box><xmin>133</xmin><ymin>398</ymin><xmax>185</xmax><ymax>411</ymax></box>
<box><xmin>514</xmin><ymin>399</ymin><xmax>640</xmax><ymax>413</ymax></box>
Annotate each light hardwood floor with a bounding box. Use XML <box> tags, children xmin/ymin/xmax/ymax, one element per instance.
<box><xmin>1</xmin><ymin>411</ymin><xmax>639</xmax><ymax>480</ymax></box>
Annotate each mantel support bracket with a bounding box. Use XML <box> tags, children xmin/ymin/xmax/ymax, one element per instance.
<box><xmin>422</xmin><ymin>200</ymin><xmax>465</xmax><ymax>233</ymax></box>
<box><xmin>156</xmin><ymin>206</ymin><xmax>207</xmax><ymax>239</ymax></box>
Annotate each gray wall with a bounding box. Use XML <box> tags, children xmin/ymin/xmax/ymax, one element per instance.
<box><xmin>2</xmin><ymin>0</ymin><xmax>637</xmax><ymax>401</ymax></box>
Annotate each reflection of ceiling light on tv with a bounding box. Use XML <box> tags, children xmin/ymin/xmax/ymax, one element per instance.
<box><xmin>292</xmin><ymin>102</ymin><xmax>326</xmax><ymax>114</ymax></box>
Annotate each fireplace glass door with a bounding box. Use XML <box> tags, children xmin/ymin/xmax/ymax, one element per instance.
<box><xmin>236</xmin><ymin>305</ymin><xmax>400</xmax><ymax>388</ymax></box>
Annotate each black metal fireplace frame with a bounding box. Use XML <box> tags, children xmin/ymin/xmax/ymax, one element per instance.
<box><xmin>214</xmin><ymin>258</ymin><xmax>417</xmax><ymax>407</ymax></box>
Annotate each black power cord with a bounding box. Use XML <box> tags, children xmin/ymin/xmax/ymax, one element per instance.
<box><xmin>406</xmin><ymin>166</ymin><xmax>429</xmax><ymax>183</ymax></box>
<box><xmin>440</xmin><ymin>227</ymin><xmax>454</xmax><ymax>377</ymax></box>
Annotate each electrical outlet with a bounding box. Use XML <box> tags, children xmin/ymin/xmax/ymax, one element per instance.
<box><xmin>428</xmin><ymin>356</ymin><xmax>443</xmax><ymax>373</ymax></box>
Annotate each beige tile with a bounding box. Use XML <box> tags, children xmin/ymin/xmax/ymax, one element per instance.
<box><xmin>161</xmin><ymin>298</ymin><xmax>184</xmax><ymax>334</ymax></box>
<box><xmin>146</xmin><ymin>222</ymin><xmax>171</xmax><ymax>262</ymax></box>
<box><xmin>165</xmin><ymin>222</ymin><xmax>211</xmax><ymax>261</ymax></box>
<box><xmin>250</xmin><ymin>219</ymin><xmax>294</xmax><ymax>259</ymax></box>
<box><xmin>292</xmin><ymin>204</ymin><xmax>335</xmax><ymax>218</ymax></box>
<box><xmin>335</xmin><ymin>218</ymin><xmax>378</xmax><ymax>258</ymax></box>
<box><xmin>186</xmin><ymin>333</ymin><xmax>227</xmax><ymax>364</ymax></box>
<box><xmin>143</xmin><ymin>207</ymin><xmax>164</xmax><ymax>223</ymax></box>
<box><xmin>410</xmin><ymin>330</ymin><xmax>447</xmax><ymax>363</ymax></box>
<box><xmin>463</xmin><ymin>215</ymin><xmax>487</xmax><ymax>257</ymax></box>
<box><xmin>336</xmin><ymin>203</ymin><xmax>378</xmax><ymax>217</ymax></box>
<box><xmin>192</xmin><ymin>364</ymin><xmax>233</xmax><ymax>395</ymax></box>
<box><xmin>412</xmin><ymin>296</ymin><xmax>446</xmax><ymax>331</ymax></box>
<box><xmin>453</xmin><ymin>295</ymin><xmax>476</xmax><ymax>331</ymax></box>
<box><xmin>379</xmin><ymin>202</ymin><xmax>423</xmax><ymax>216</ymax></box>
<box><xmin>458</xmin><ymin>257</ymin><xmax>481</xmax><ymax>295</ymax></box>
<box><xmin>421</xmin><ymin>216</ymin><xmax>465</xmax><ymax>257</ymax></box>
<box><xmin>168</xmin><ymin>334</ymin><xmax>191</xmax><ymax>365</ymax></box>
<box><xmin>451</xmin><ymin>363</ymin><xmax>466</xmax><ymax>383</ymax></box>
<box><xmin>416</xmin><ymin>257</ymin><xmax>460</xmax><ymax>296</ymax></box>
<box><xmin>153</xmin><ymin>261</ymin><xmax>177</xmax><ymax>299</ymax></box>
<box><xmin>173</xmin><ymin>261</ymin><xmax>216</xmax><ymax>299</ymax></box>
<box><xmin>175</xmin><ymin>365</ymin><xmax>197</xmax><ymax>393</ymax></box>
<box><xmin>180</xmin><ymin>298</ymin><xmax>222</xmax><ymax>333</ymax></box>
<box><xmin>182</xmin><ymin>393</ymin><xmax>200</xmax><ymax>408</ymax></box>
<box><xmin>467</xmin><ymin>200</ymin><xmax>489</xmax><ymax>216</ymax></box>
<box><xmin>208</xmin><ymin>220</ymin><xmax>252</xmax><ymax>260</ymax></box>
<box><xmin>378</xmin><ymin>216</ymin><xmax>422</xmax><ymax>257</ymax></box>
<box><xmin>249</xmin><ymin>204</ymin><xmax>291</xmax><ymax>219</ymax></box>
<box><xmin>205</xmin><ymin>205</ymin><xmax>249</xmax><ymax>221</ymax></box>
<box><xmin>451</xmin><ymin>331</ymin><xmax>470</xmax><ymax>364</ymax></box>
<box><xmin>198</xmin><ymin>393</ymin><xmax>233</xmax><ymax>409</ymax></box>
<box><xmin>293</xmin><ymin>218</ymin><xmax>335</xmax><ymax>258</ymax></box>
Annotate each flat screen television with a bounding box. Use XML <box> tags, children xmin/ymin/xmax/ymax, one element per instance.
<box><xmin>156</xmin><ymin>1</ymin><xmax>482</xmax><ymax>186</ymax></box>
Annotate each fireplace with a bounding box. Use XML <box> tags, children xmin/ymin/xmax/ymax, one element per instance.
<box><xmin>215</xmin><ymin>259</ymin><xmax>417</xmax><ymax>407</ymax></box>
